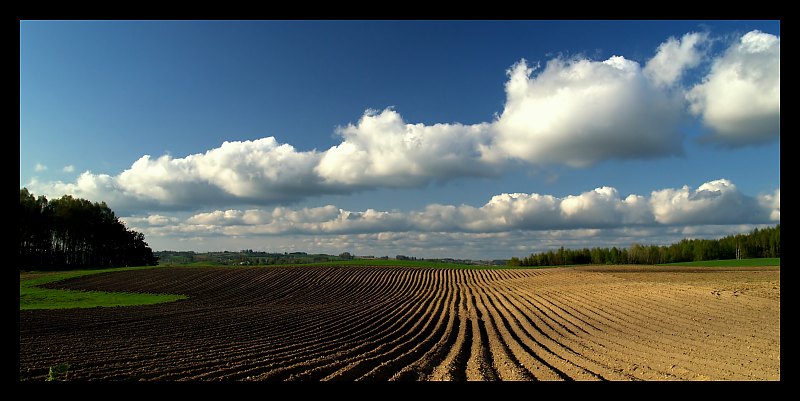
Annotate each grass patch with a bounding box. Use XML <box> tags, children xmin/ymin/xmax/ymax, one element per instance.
<box><xmin>20</xmin><ymin>266</ymin><xmax>187</xmax><ymax>310</ymax></box>
<box><xmin>659</xmin><ymin>258</ymin><xmax>780</xmax><ymax>267</ymax></box>
<box><xmin>46</xmin><ymin>364</ymin><xmax>70</xmax><ymax>381</ymax></box>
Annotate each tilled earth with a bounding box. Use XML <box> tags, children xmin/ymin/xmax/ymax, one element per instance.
<box><xmin>19</xmin><ymin>265</ymin><xmax>780</xmax><ymax>381</ymax></box>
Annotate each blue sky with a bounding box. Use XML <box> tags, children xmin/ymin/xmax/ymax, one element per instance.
<box><xmin>20</xmin><ymin>20</ymin><xmax>780</xmax><ymax>259</ymax></box>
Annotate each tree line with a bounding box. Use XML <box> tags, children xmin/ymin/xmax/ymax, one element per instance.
<box><xmin>508</xmin><ymin>224</ymin><xmax>780</xmax><ymax>267</ymax></box>
<box><xmin>20</xmin><ymin>188</ymin><xmax>158</xmax><ymax>270</ymax></box>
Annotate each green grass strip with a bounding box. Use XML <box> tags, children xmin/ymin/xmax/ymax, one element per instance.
<box><xmin>20</xmin><ymin>266</ymin><xmax>187</xmax><ymax>310</ymax></box>
<box><xmin>658</xmin><ymin>258</ymin><xmax>780</xmax><ymax>267</ymax></box>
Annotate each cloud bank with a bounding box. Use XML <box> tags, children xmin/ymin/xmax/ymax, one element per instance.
<box><xmin>27</xmin><ymin>30</ymin><xmax>779</xmax><ymax>212</ymax></box>
<box><xmin>123</xmin><ymin>179</ymin><xmax>778</xmax><ymax>241</ymax></box>
<box><xmin>154</xmin><ymin>224</ymin><xmax>773</xmax><ymax>260</ymax></box>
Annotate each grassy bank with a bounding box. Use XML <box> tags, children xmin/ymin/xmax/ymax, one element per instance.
<box><xmin>20</xmin><ymin>266</ymin><xmax>187</xmax><ymax>310</ymax></box>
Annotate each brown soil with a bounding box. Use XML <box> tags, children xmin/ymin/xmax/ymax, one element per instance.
<box><xmin>19</xmin><ymin>265</ymin><xmax>780</xmax><ymax>381</ymax></box>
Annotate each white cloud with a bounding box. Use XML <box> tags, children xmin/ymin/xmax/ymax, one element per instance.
<box><xmin>129</xmin><ymin>179</ymin><xmax>776</xmax><ymax>242</ymax></box>
<box><xmin>560</xmin><ymin>187</ymin><xmax>622</xmax><ymax>225</ymax></box>
<box><xmin>644</xmin><ymin>32</ymin><xmax>709</xmax><ymax>88</ymax></box>
<box><xmin>649</xmin><ymin>179</ymin><xmax>769</xmax><ymax>225</ymax></box>
<box><xmin>116</xmin><ymin>137</ymin><xmax>325</xmax><ymax>204</ymax></box>
<box><xmin>27</xmin><ymin>138</ymin><xmax>330</xmax><ymax>212</ymax></box>
<box><xmin>186</xmin><ymin>210</ymin><xmax>246</xmax><ymax>226</ymax></box>
<box><xmin>270</xmin><ymin>205</ymin><xmax>340</xmax><ymax>225</ymax></box>
<box><xmin>24</xmin><ymin>53</ymin><xmax>692</xmax><ymax>211</ymax></box>
<box><xmin>144</xmin><ymin>224</ymin><xmax>778</xmax><ymax>260</ymax></box>
<box><xmin>34</xmin><ymin>163</ymin><xmax>47</xmax><ymax>172</ymax></box>
<box><xmin>62</xmin><ymin>165</ymin><xmax>76</xmax><ymax>173</ymax></box>
<box><xmin>25</xmin><ymin>30</ymin><xmax>778</xmax><ymax>212</ymax></box>
<box><xmin>485</xmin><ymin>56</ymin><xmax>685</xmax><ymax>167</ymax></box>
<box><xmin>687</xmin><ymin>30</ymin><xmax>780</xmax><ymax>146</ymax></box>
<box><xmin>28</xmin><ymin>172</ymin><xmax>131</xmax><ymax>211</ymax></box>
<box><xmin>121</xmin><ymin>214</ymin><xmax>180</xmax><ymax>227</ymax></box>
<box><xmin>758</xmin><ymin>188</ymin><xmax>780</xmax><ymax>221</ymax></box>
<box><xmin>227</xmin><ymin>207</ymin><xmax>411</xmax><ymax>236</ymax></box>
<box><xmin>26</xmin><ymin>121</ymin><xmax>497</xmax><ymax>212</ymax></box>
<box><xmin>317</xmin><ymin>108</ymin><xmax>496</xmax><ymax>187</ymax></box>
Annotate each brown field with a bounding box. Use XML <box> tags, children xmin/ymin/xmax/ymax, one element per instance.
<box><xmin>18</xmin><ymin>265</ymin><xmax>780</xmax><ymax>381</ymax></box>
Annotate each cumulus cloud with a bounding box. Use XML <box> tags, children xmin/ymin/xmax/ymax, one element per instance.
<box><xmin>649</xmin><ymin>179</ymin><xmax>771</xmax><ymax>225</ymax></box>
<box><xmin>27</xmin><ymin>172</ymin><xmax>137</xmax><ymax>213</ymax></box>
<box><xmin>27</xmin><ymin>138</ymin><xmax>332</xmax><ymax>212</ymax></box>
<box><xmin>62</xmin><ymin>165</ymin><xmax>75</xmax><ymax>173</ymax></box>
<box><xmin>485</xmin><ymin>56</ymin><xmax>685</xmax><ymax>167</ymax></box>
<box><xmin>317</xmin><ymin>108</ymin><xmax>497</xmax><ymax>187</ymax></box>
<box><xmin>644</xmin><ymin>32</ymin><xmax>709</xmax><ymax>87</ymax></box>
<box><xmin>129</xmin><ymin>179</ymin><xmax>776</xmax><ymax>240</ymax></box>
<box><xmin>25</xmin><ymin>30</ymin><xmax>779</xmax><ymax>212</ymax></box>
<box><xmin>687</xmin><ymin>30</ymin><xmax>780</xmax><ymax>146</ymax></box>
<box><xmin>28</xmin><ymin>122</ymin><xmax>500</xmax><ymax>212</ymax></box>
<box><xmin>146</xmin><ymin>224</ymin><xmax>777</xmax><ymax>260</ymax></box>
<box><xmin>228</xmin><ymin>207</ymin><xmax>412</xmax><ymax>236</ymax></box>
<box><xmin>186</xmin><ymin>210</ymin><xmax>246</xmax><ymax>226</ymax></box>
<box><xmin>116</xmin><ymin>138</ymin><xmax>324</xmax><ymax>203</ymax></box>
<box><xmin>758</xmin><ymin>188</ymin><xmax>780</xmax><ymax>221</ymax></box>
<box><xmin>121</xmin><ymin>214</ymin><xmax>180</xmax><ymax>227</ymax></box>
<box><xmin>34</xmin><ymin>163</ymin><xmax>47</xmax><ymax>172</ymax></box>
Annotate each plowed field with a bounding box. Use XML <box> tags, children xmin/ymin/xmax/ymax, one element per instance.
<box><xmin>19</xmin><ymin>265</ymin><xmax>780</xmax><ymax>381</ymax></box>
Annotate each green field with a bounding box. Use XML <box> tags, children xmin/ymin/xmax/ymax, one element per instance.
<box><xmin>659</xmin><ymin>258</ymin><xmax>780</xmax><ymax>267</ymax></box>
<box><xmin>20</xmin><ymin>266</ymin><xmax>187</xmax><ymax>310</ymax></box>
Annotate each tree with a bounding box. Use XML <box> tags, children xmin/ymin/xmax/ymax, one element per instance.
<box><xmin>511</xmin><ymin>224</ymin><xmax>778</xmax><ymax>267</ymax></box>
<box><xmin>19</xmin><ymin>188</ymin><xmax>158</xmax><ymax>270</ymax></box>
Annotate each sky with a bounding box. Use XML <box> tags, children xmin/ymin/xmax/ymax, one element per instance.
<box><xmin>20</xmin><ymin>20</ymin><xmax>780</xmax><ymax>259</ymax></box>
